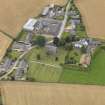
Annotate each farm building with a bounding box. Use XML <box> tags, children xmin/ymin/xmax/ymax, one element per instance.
<box><xmin>34</xmin><ymin>18</ymin><xmax>62</xmax><ymax>37</ymax></box>
<box><xmin>0</xmin><ymin>58</ymin><xmax>13</xmax><ymax>74</ymax></box>
<box><xmin>12</xmin><ymin>42</ymin><xmax>31</xmax><ymax>52</ymax></box>
<box><xmin>23</xmin><ymin>18</ymin><xmax>37</xmax><ymax>31</ymax></box>
<box><xmin>15</xmin><ymin>60</ymin><xmax>28</xmax><ymax>80</ymax></box>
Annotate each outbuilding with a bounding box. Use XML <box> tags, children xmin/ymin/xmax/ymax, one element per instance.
<box><xmin>23</xmin><ymin>18</ymin><xmax>37</xmax><ymax>31</ymax></box>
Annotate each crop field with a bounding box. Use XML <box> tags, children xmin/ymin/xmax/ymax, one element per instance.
<box><xmin>75</xmin><ymin>0</ymin><xmax>105</xmax><ymax>39</ymax></box>
<box><xmin>0</xmin><ymin>32</ymin><xmax>12</xmax><ymax>62</ymax></box>
<box><xmin>0</xmin><ymin>0</ymin><xmax>66</xmax><ymax>38</ymax></box>
<box><xmin>1</xmin><ymin>82</ymin><xmax>105</xmax><ymax>105</ymax></box>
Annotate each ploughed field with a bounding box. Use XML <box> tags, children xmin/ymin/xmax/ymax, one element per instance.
<box><xmin>75</xmin><ymin>0</ymin><xmax>105</xmax><ymax>39</ymax></box>
<box><xmin>0</xmin><ymin>0</ymin><xmax>66</xmax><ymax>38</ymax></box>
<box><xmin>1</xmin><ymin>82</ymin><xmax>105</xmax><ymax>105</ymax></box>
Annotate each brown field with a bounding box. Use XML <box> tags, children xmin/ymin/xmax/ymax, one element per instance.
<box><xmin>1</xmin><ymin>82</ymin><xmax>105</xmax><ymax>105</ymax></box>
<box><xmin>0</xmin><ymin>33</ymin><xmax>12</xmax><ymax>62</ymax></box>
<box><xmin>75</xmin><ymin>0</ymin><xmax>105</xmax><ymax>39</ymax></box>
<box><xmin>0</xmin><ymin>0</ymin><xmax>66</xmax><ymax>38</ymax></box>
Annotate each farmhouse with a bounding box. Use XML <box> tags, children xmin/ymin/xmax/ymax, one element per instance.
<box><xmin>74</xmin><ymin>39</ymin><xmax>88</xmax><ymax>48</ymax></box>
<box><xmin>23</xmin><ymin>18</ymin><xmax>37</xmax><ymax>31</ymax></box>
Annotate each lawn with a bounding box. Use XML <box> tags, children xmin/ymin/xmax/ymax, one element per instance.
<box><xmin>60</xmin><ymin>48</ymin><xmax>105</xmax><ymax>85</ymax></box>
<box><xmin>25</xmin><ymin>46</ymin><xmax>81</xmax><ymax>82</ymax></box>
<box><xmin>25</xmin><ymin>47</ymin><xmax>67</xmax><ymax>65</ymax></box>
<box><xmin>24</xmin><ymin>46</ymin><xmax>105</xmax><ymax>85</ymax></box>
<box><xmin>24</xmin><ymin>47</ymin><xmax>66</xmax><ymax>82</ymax></box>
<box><xmin>27</xmin><ymin>62</ymin><xmax>62</xmax><ymax>82</ymax></box>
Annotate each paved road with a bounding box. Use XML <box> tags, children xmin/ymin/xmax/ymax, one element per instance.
<box><xmin>58</xmin><ymin>0</ymin><xmax>71</xmax><ymax>38</ymax></box>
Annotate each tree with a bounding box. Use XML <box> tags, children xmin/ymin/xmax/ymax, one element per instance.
<box><xmin>65</xmin><ymin>43</ymin><xmax>73</xmax><ymax>51</ymax></box>
<box><xmin>36</xmin><ymin>35</ymin><xmax>46</xmax><ymax>47</ymax></box>
<box><xmin>36</xmin><ymin>54</ymin><xmax>41</xmax><ymax>60</ymax></box>
<box><xmin>55</xmin><ymin>57</ymin><xmax>59</xmax><ymax>61</ymax></box>
<box><xmin>53</xmin><ymin>37</ymin><xmax>60</xmax><ymax>46</ymax></box>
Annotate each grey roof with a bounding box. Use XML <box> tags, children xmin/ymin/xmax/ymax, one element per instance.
<box><xmin>12</xmin><ymin>42</ymin><xmax>31</xmax><ymax>52</ymax></box>
<box><xmin>34</xmin><ymin>18</ymin><xmax>62</xmax><ymax>37</ymax></box>
<box><xmin>15</xmin><ymin>60</ymin><xmax>28</xmax><ymax>80</ymax></box>
<box><xmin>71</xmin><ymin>19</ymin><xmax>80</xmax><ymax>25</ymax></box>
<box><xmin>0</xmin><ymin>58</ymin><xmax>12</xmax><ymax>72</ymax></box>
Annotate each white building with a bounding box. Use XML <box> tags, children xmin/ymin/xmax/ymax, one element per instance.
<box><xmin>42</xmin><ymin>6</ymin><xmax>50</xmax><ymax>16</ymax></box>
<box><xmin>23</xmin><ymin>18</ymin><xmax>37</xmax><ymax>31</ymax></box>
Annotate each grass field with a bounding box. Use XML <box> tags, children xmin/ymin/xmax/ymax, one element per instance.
<box><xmin>24</xmin><ymin>46</ymin><xmax>105</xmax><ymax>85</ymax></box>
<box><xmin>0</xmin><ymin>32</ymin><xmax>12</xmax><ymax>62</ymax></box>
<box><xmin>0</xmin><ymin>0</ymin><xmax>66</xmax><ymax>38</ymax></box>
<box><xmin>24</xmin><ymin>47</ymin><xmax>81</xmax><ymax>82</ymax></box>
<box><xmin>25</xmin><ymin>47</ymin><xmax>66</xmax><ymax>82</ymax></box>
<box><xmin>75</xmin><ymin>0</ymin><xmax>105</xmax><ymax>39</ymax></box>
<box><xmin>60</xmin><ymin>48</ymin><xmax>105</xmax><ymax>85</ymax></box>
<box><xmin>1</xmin><ymin>82</ymin><xmax>105</xmax><ymax>105</ymax></box>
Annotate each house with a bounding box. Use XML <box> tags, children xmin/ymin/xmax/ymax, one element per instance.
<box><xmin>23</xmin><ymin>18</ymin><xmax>37</xmax><ymax>31</ymax></box>
<box><xmin>74</xmin><ymin>39</ymin><xmax>88</xmax><ymax>48</ymax></box>
<box><xmin>15</xmin><ymin>60</ymin><xmax>28</xmax><ymax>80</ymax></box>
<box><xmin>45</xmin><ymin>45</ymin><xmax>57</xmax><ymax>55</ymax></box>
<box><xmin>12</xmin><ymin>42</ymin><xmax>31</xmax><ymax>52</ymax></box>
<box><xmin>80</xmin><ymin>54</ymin><xmax>91</xmax><ymax>68</ymax></box>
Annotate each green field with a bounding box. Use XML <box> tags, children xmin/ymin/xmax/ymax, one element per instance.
<box><xmin>60</xmin><ymin>48</ymin><xmax>105</xmax><ymax>85</ymax></box>
<box><xmin>27</xmin><ymin>62</ymin><xmax>62</xmax><ymax>82</ymax></box>
<box><xmin>24</xmin><ymin>47</ymin><xmax>65</xmax><ymax>82</ymax></box>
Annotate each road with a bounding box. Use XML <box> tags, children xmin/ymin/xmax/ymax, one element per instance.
<box><xmin>58</xmin><ymin>0</ymin><xmax>71</xmax><ymax>38</ymax></box>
